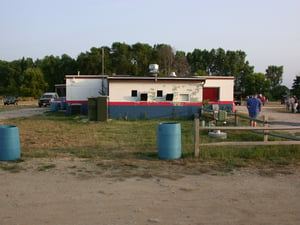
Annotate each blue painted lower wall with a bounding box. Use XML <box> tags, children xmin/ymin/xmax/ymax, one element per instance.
<box><xmin>109</xmin><ymin>105</ymin><xmax>201</xmax><ymax>119</ymax></box>
<box><xmin>66</xmin><ymin>103</ymin><xmax>88</xmax><ymax>115</ymax></box>
<box><xmin>66</xmin><ymin>103</ymin><xmax>233</xmax><ymax>120</ymax></box>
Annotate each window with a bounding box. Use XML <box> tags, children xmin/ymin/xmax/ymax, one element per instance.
<box><xmin>166</xmin><ymin>93</ymin><xmax>174</xmax><ymax>101</ymax></box>
<box><xmin>157</xmin><ymin>90</ymin><xmax>163</xmax><ymax>97</ymax></box>
<box><xmin>140</xmin><ymin>93</ymin><xmax>148</xmax><ymax>101</ymax></box>
<box><xmin>131</xmin><ymin>90</ymin><xmax>137</xmax><ymax>97</ymax></box>
<box><xmin>180</xmin><ymin>94</ymin><xmax>189</xmax><ymax>101</ymax></box>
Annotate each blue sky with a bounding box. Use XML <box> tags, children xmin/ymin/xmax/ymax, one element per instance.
<box><xmin>1</xmin><ymin>0</ymin><xmax>299</xmax><ymax>88</ymax></box>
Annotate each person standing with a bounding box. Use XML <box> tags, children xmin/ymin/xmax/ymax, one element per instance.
<box><xmin>290</xmin><ymin>96</ymin><xmax>298</xmax><ymax>113</ymax></box>
<box><xmin>247</xmin><ymin>94</ymin><xmax>262</xmax><ymax>127</ymax></box>
<box><xmin>285</xmin><ymin>96</ymin><xmax>291</xmax><ymax>111</ymax></box>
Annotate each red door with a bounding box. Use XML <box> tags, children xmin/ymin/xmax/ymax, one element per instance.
<box><xmin>203</xmin><ymin>88</ymin><xmax>219</xmax><ymax>102</ymax></box>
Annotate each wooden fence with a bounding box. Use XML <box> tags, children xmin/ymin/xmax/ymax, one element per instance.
<box><xmin>193</xmin><ymin>115</ymin><xmax>300</xmax><ymax>158</ymax></box>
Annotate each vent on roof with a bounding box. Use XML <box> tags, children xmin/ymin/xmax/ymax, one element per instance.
<box><xmin>149</xmin><ymin>64</ymin><xmax>159</xmax><ymax>76</ymax></box>
<box><xmin>169</xmin><ymin>72</ymin><xmax>176</xmax><ymax>77</ymax></box>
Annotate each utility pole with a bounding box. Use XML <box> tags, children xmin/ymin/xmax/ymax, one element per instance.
<box><xmin>102</xmin><ymin>47</ymin><xmax>104</xmax><ymax>75</ymax></box>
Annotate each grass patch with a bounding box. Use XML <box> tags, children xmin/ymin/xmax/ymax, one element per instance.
<box><xmin>3</xmin><ymin>112</ymin><xmax>300</xmax><ymax>175</ymax></box>
<box><xmin>0</xmin><ymin>163</ymin><xmax>25</xmax><ymax>173</ymax></box>
<box><xmin>37</xmin><ymin>163</ymin><xmax>56</xmax><ymax>171</ymax></box>
<box><xmin>199</xmin><ymin>145</ymin><xmax>300</xmax><ymax>162</ymax></box>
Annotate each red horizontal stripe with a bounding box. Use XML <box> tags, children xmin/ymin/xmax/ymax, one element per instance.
<box><xmin>66</xmin><ymin>100</ymin><xmax>88</xmax><ymax>104</ymax></box>
<box><xmin>210</xmin><ymin>101</ymin><xmax>234</xmax><ymax>104</ymax></box>
<box><xmin>109</xmin><ymin>102</ymin><xmax>178</xmax><ymax>106</ymax></box>
<box><xmin>66</xmin><ymin>100</ymin><xmax>234</xmax><ymax>106</ymax></box>
<box><xmin>108</xmin><ymin>101</ymin><xmax>233</xmax><ymax>106</ymax></box>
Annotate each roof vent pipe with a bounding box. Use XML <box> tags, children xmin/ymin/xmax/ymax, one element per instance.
<box><xmin>149</xmin><ymin>64</ymin><xmax>159</xmax><ymax>77</ymax></box>
<box><xmin>169</xmin><ymin>72</ymin><xmax>176</xmax><ymax>77</ymax></box>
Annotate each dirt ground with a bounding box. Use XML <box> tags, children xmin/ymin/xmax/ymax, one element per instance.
<box><xmin>0</xmin><ymin>102</ymin><xmax>300</xmax><ymax>225</ymax></box>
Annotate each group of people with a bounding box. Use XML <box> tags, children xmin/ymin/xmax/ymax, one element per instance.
<box><xmin>247</xmin><ymin>94</ymin><xmax>299</xmax><ymax>127</ymax></box>
<box><xmin>284</xmin><ymin>96</ymin><xmax>299</xmax><ymax>113</ymax></box>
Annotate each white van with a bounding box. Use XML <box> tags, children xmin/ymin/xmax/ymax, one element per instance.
<box><xmin>38</xmin><ymin>92</ymin><xmax>59</xmax><ymax>107</ymax></box>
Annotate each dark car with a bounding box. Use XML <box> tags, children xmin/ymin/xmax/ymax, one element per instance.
<box><xmin>3</xmin><ymin>96</ymin><xmax>18</xmax><ymax>105</ymax></box>
<box><xmin>234</xmin><ymin>95</ymin><xmax>242</xmax><ymax>105</ymax></box>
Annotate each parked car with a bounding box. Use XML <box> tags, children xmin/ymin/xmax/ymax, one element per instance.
<box><xmin>234</xmin><ymin>92</ymin><xmax>242</xmax><ymax>106</ymax></box>
<box><xmin>38</xmin><ymin>92</ymin><xmax>59</xmax><ymax>107</ymax></box>
<box><xmin>234</xmin><ymin>95</ymin><xmax>242</xmax><ymax>105</ymax></box>
<box><xmin>3</xmin><ymin>96</ymin><xmax>18</xmax><ymax>105</ymax></box>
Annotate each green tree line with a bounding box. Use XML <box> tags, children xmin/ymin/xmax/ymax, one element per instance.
<box><xmin>0</xmin><ymin>42</ymin><xmax>298</xmax><ymax>99</ymax></box>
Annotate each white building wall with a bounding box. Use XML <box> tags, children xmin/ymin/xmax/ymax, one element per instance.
<box><xmin>109</xmin><ymin>81</ymin><xmax>204</xmax><ymax>102</ymax></box>
<box><xmin>204</xmin><ymin>78</ymin><xmax>234</xmax><ymax>101</ymax></box>
<box><xmin>65</xmin><ymin>76</ymin><xmax>234</xmax><ymax>103</ymax></box>
<box><xmin>66</xmin><ymin>77</ymin><xmax>103</xmax><ymax>101</ymax></box>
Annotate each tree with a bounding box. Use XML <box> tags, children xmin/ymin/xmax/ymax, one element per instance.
<box><xmin>20</xmin><ymin>68</ymin><xmax>48</xmax><ymax>97</ymax></box>
<box><xmin>187</xmin><ymin>49</ymin><xmax>211</xmax><ymax>76</ymax></box>
<box><xmin>155</xmin><ymin>44</ymin><xmax>175</xmax><ymax>76</ymax></box>
<box><xmin>11</xmin><ymin>57</ymin><xmax>35</xmax><ymax>88</ymax></box>
<box><xmin>271</xmin><ymin>85</ymin><xmax>290</xmax><ymax>100</ymax></box>
<box><xmin>0</xmin><ymin>60</ymin><xmax>15</xmax><ymax>95</ymax></box>
<box><xmin>78</xmin><ymin>47</ymin><xmax>104</xmax><ymax>75</ymax></box>
<box><xmin>76</xmin><ymin>52</ymin><xmax>90</xmax><ymax>74</ymax></box>
<box><xmin>211</xmin><ymin>48</ymin><xmax>226</xmax><ymax>76</ymax></box>
<box><xmin>0</xmin><ymin>58</ymin><xmax>36</xmax><ymax>95</ymax></box>
<box><xmin>0</xmin><ymin>41</ymin><xmax>286</xmax><ymax>100</ymax></box>
<box><xmin>243</xmin><ymin>73</ymin><xmax>270</xmax><ymax>97</ymax></box>
<box><xmin>37</xmin><ymin>55</ymin><xmax>62</xmax><ymax>89</ymax></box>
<box><xmin>60</xmin><ymin>54</ymin><xmax>77</xmax><ymax>77</ymax></box>
<box><xmin>187</xmin><ymin>48</ymin><xmax>253</xmax><ymax>91</ymax></box>
<box><xmin>173</xmin><ymin>51</ymin><xmax>190</xmax><ymax>76</ymax></box>
<box><xmin>37</xmin><ymin>54</ymin><xmax>76</xmax><ymax>89</ymax></box>
<box><xmin>291</xmin><ymin>75</ymin><xmax>300</xmax><ymax>97</ymax></box>
<box><xmin>223</xmin><ymin>50</ymin><xmax>253</xmax><ymax>92</ymax></box>
<box><xmin>110</xmin><ymin>42</ymin><xmax>132</xmax><ymax>75</ymax></box>
<box><xmin>265</xmin><ymin>65</ymin><xmax>283</xmax><ymax>90</ymax></box>
<box><xmin>131</xmin><ymin>43</ymin><xmax>154</xmax><ymax>76</ymax></box>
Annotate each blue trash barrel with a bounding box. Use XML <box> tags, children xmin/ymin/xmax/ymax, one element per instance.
<box><xmin>60</xmin><ymin>101</ymin><xmax>66</xmax><ymax>110</ymax></box>
<box><xmin>50</xmin><ymin>102</ymin><xmax>58</xmax><ymax>112</ymax></box>
<box><xmin>0</xmin><ymin>125</ymin><xmax>21</xmax><ymax>161</ymax></box>
<box><xmin>157</xmin><ymin>122</ymin><xmax>181</xmax><ymax>159</ymax></box>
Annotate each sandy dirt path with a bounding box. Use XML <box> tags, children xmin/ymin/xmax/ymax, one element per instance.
<box><xmin>235</xmin><ymin>104</ymin><xmax>300</xmax><ymax>126</ymax></box>
<box><xmin>0</xmin><ymin>103</ymin><xmax>300</xmax><ymax>225</ymax></box>
<box><xmin>1</xmin><ymin>159</ymin><xmax>299</xmax><ymax>225</ymax></box>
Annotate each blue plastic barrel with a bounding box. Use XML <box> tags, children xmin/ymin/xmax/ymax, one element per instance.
<box><xmin>60</xmin><ymin>101</ymin><xmax>66</xmax><ymax>110</ymax></box>
<box><xmin>50</xmin><ymin>102</ymin><xmax>58</xmax><ymax>112</ymax></box>
<box><xmin>0</xmin><ymin>125</ymin><xmax>21</xmax><ymax>161</ymax></box>
<box><xmin>157</xmin><ymin>122</ymin><xmax>181</xmax><ymax>159</ymax></box>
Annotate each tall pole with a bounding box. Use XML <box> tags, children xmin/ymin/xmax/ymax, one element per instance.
<box><xmin>102</xmin><ymin>48</ymin><xmax>104</xmax><ymax>75</ymax></box>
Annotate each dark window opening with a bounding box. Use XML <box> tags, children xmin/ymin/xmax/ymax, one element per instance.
<box><xmin>157</xmin><ymin>90</ymin><xmax>163</xmax><ymax>97</ymax></box>
<box><xmin>166</xmin><ymin>93</ymin><xmax>174</xmax><ymax>101</ymax></box>
<box><xmin>140</xmin><ymin>93</ymin><xmax>148</xmax><ymax>101</ymax></box>
<box><xmin>131</xmin><ymin>90</ymin><xmax>137</xmax><ymax>97</ymax></box>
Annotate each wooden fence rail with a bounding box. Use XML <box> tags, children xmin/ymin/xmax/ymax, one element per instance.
<box><xmin>193</xmin><ymin>117</ymin><xmax>300</xmax><ymax>158</ymax></box>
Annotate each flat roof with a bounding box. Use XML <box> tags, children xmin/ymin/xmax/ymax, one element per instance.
<box><xmin>65</xmin><ymin>75</ymin><xmax>108</xmax><ymax>79</ymax></box>
<box><xmin>65</xmin><ymin>75</ymin><xmax>234</xmax><ymax>81</ymax></box>
<box><xmin>108</xmin><ymin>76</ymin><xmax>206</xmax><ymax>82</ymax></box>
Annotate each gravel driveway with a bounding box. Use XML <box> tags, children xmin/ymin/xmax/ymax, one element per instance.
<box><xmin>235</xmin><ymin>105</ymin><xmax>300</xmax><ymax>127</ymax></box>
<box><xmin>0</xmin><ymin>107</ymin><xmax>48</xmax><ymax>121</ymax></box>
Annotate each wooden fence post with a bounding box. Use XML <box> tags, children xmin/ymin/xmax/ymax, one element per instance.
<box><xmin>235</xmin><ymin>110</ymin><xmax>238</xmax><ymax>126</ymax></box>
<box><xmin>263</xmin><ymin>115</ymin><xmax>269</xmax><ymax>142</ymax></box>
<box><xmin>194</xmin><ymin>117</ymin><xmax>200</xmax><ymax>157</ymax></box>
